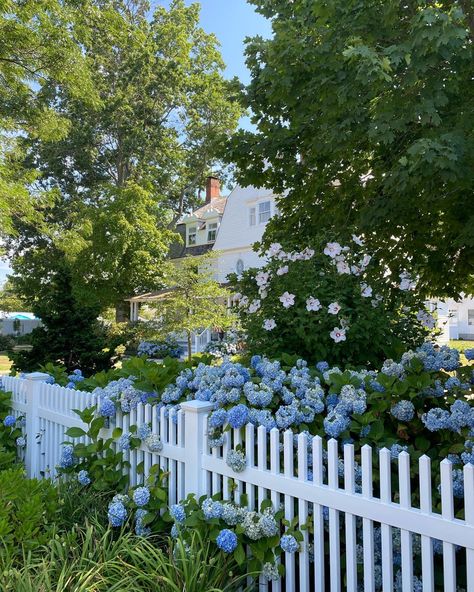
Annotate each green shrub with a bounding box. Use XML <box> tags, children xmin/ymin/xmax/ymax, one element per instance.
<box><xmin>0</xmin><ymin>468</ymin><xmax>59</xmax><ymax>566</ymax></box>
<box><xmin>231</xmin><ymin>238</ymin><xmax>432</xmax><ymax>367</ymax></box>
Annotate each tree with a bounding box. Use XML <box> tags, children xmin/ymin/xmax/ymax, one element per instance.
<box><xmin>10</xmin><ymin>266</ymin><xmax>115</xmax><ymax>375</ymax></box>
<box><xmin>228</xmin><ymin>0</ymin><xmax>474</xmax><ymax>297</ymax></box>
<box><xmin>148</xmin><ymin>252</ymin><xmax>235</xmax><ymax>362</ymax></box>
<box><xmin>0</xmin><ymin>0</ymin><xmax>94</xmax><ymax>235</ymax></box>
<box><xmin>6</xmin><ymin>0</ymin><xmax>241</xmax><ymax>313</ymax></box>
<box><xmin>0</xmin><ymin>279</ymin><xmax>24</xmax><ymax>313</ymax></box>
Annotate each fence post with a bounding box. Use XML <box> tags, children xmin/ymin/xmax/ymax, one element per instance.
<box><xmin>24</xmin><ymin>372</ymin><xmax>49</xmax><ymax>479</ymax></box>
<box><xmin>180</xmin><ymin>400</ymin><xmax>214</xmax><ymax>498</ymax></box>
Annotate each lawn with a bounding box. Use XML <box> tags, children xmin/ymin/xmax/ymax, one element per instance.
<box><xmin>449</xmin><ymin>339</ymin><xmax>474</xmax><ymax>352</ymax></box>
<box><xmin>0</xmin><ymin>354</ymin><xmax>12</xmax><ymax>375</ymax></box>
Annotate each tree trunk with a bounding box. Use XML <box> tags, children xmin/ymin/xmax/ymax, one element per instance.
<box><xmin>115</xmin><ymin>300</ymin><xmax>130</xmax><ymax>323</ymax></box>
<box><xmin>187</xmin><ymin>330</ymin><xmax>192</xmax><ymax>363</ymax></box>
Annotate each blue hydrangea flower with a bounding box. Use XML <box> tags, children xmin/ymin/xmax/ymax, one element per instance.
<box><xmin>465</xmin><ymin>349</ymin><xmax>474</xmax><ymax>361</ymax></box>
<box><xmin>118</xmin><ymin>433</ymin><xmax>131</xmax><ymax>450</ymax></box>
<box><xmin>316</xmin><ymin>361</ymin><xmax>329</xmax><ymax>372</ymax></box>
<box><xmin>99</xmin><ymin>398</ymin><xmax>116</xmax><ymax>417</ymax></box>
<box><xmin>390</xmin><ymin>401</ymin><xmax>415</xmax><ymax>422</ymax></box>
<box><xmin>323</xmin><ymin>412</ymin><xmax>350</xmax><ymax>438</ymax></box>
<box><xmin>202</xmin><ymin>498</ymin><xmax>223</xmax><ymax>520</ymax></box>
<box><xmin>262</xmin><ymin>562</ymin><xmax>280</xmax><ymax>581</ymax></box>
<box><xmin>108</xmin><ymin>501</ymin><xmax>127</xmax><ymax>527</ymax></box>
<box><xmin>59</xmin><ymin>444</ymin><xmax>75</xmax><ymax>468</ymax></box>
<box><xmin>226</xmin><ymin>449</ymin><xmax>247</xmax><ymax>472</ymax></box>
<box><xmin>170</xmin><ymin>504</ymin><xmax>186</xmax><ymax>523</ymax></box>
<box><xmin>3</xmin><ymin>415</ymin><xmax>16</xmax><ymax>427</ymax></box>
<box><xmin>135</xmin><ymin>508</ymin><xmax>151</xmax><ymax>537</ymax></box>
<box><xmin>445</xmin><ymin>377</ymin><xmax>461</xmax><ymax>390</ymax></box>
<box><xmin>422</xmin><ymin>408</ymin><xmax>450</xmax><ymax>432</ymax></box>
<box><xmin>390</xmin><ymin>444</ymin><xmax>408</xmax><ymax>460</ymax></box>
<box><xmin>209</xmin><ymin>408</ymin><xmax>228</xmax><ymax>428</ymax></box>
<box><xmin>227</xmin><ymin>404</ymin><xmax>249</xmax><ymax>429</ymax></box>
<box><xmin>145</xmin><ymin>434</ymin><xmax>163</xmax><ymax>452</ymax></box>
<box><xmin>137</xmin><ymin>423</ymin><xmax>152</xmax><ymax>440</ymax></box>
<box><xmin>216</xmin><ymin>529</ymin><xmax>238</xmax><ymax>553</ymax></box>
<box><xmin>77</xmin><ymin>470</ymin><xmax>91</xmax><ymax>486</ymax></box>
<box><xmin>133</xmin><ymin>486</ymin><xmax>150</xmax><ymax>507</ymax></box>
<box><xmin>16</xmin><ymin>436</ymin><xmax>26</xmax><ymax>447</ymax></box>
<box><xmin>280</xmin><ymin>534</ymin><xmax>299</xmax><ymax>553</ymax></box>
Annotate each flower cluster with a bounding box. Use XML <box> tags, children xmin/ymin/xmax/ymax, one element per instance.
<box><xmin>137</xmin><ymin>339</ymin><xmax>182</xmax><ymax>359</ymax></box>
<box><xmin>93</xmin><ymin>377</ymin><xmax>152</xmax><ymax>416</ymax></box>
<box><xmin>66</xmin><ymin>369</ymin><xmax>85</xmax><ymax>390</ymax></box>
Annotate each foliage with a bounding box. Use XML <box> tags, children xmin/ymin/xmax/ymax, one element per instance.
<box><xmin>0</xmin><ymin>0</ymin><xmax>94</xmax><ymax>236</ymax></box>
<box><xmin>10</xmin><ymin>268</ymin><xmax>117</xmax><ymax>375</ymax></box>
<box><xmin>5</xmin><ymin>0</ymin><xmax>241</xmax><ymax>312</ymax></box>
<box><xmin>0</xmin><ymin>468</ymin><xmax>59</xmax><ymax>567</ymax></box>
<box><xmin>166</xmin><ymin>494</ymin><xmax>302</xmax><ymax>582</ymax></box>
<box><xmin>138</xmin><ymin>338</ymin><xmax>182</xmax><ymax>360</ymax></box>
<box><xmin>0</xmin><ymin>279</ymin><xmax>24</xmax><ymax>313</ymax></box>
<box><xmin>147</xmin><ymin>252</ymin><xmax>236</xmax><ymax>362</ymax></box>
<box><xmin>1</xmin><ymin>521</ymin><xmax>252</xmax><ymax>592</ymax></box>
<box><xmin>204</xmin><ymin>329</ymin><xmax>245</xmax><ymax>359</ymax></box>
<box><xmin>229</xmin><ymin>0</ymin><xmax>474</xmax><ymax>297</ymax></box>
<box><xmin>122</xmin><ymin>528</ymin><xmax>254</xmax><ymax>592</ymax></box>
<box><xmin>0</xmin><ymin>387</ymin><xmax>23</xmax><ymax>468</ymax></box>
<box><xmin>0</xmin><ymin>333</ymin><xmax>15</xmax><ymax>352</ymax></box>
<box><xmin>231</xmin><ymin>239</ymin><xmax>433</xmax><ymax>367</ymax></box>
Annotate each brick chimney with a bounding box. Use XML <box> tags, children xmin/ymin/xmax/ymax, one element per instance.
<box><xmin>205</xmin><ymin>176</ymin><xmax>220</xmax><ymax>203</ymax></box>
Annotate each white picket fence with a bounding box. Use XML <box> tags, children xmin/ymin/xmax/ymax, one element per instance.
<box><xmin>2</xmin><ymin>373</ymin><xmax>474</xmax><ymax>591</ymax></box>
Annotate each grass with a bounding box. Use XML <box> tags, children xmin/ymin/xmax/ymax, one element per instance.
<box><xmin>449</xmin><ymin>340</ymin><xmax>474</xmax><ymax>352</ymax></box>
<box><xmin>0</xmin><ymin>353</ymin><xmax>12</xmax><ymax>375</ymax></box>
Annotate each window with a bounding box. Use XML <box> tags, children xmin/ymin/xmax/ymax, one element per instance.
<box><xmin>249</xmin><ymin>207</ymin><xmax>256</xmax><ymax>226</ymax></box>
<box><xmin>236</xmin><ymin>259</ymin><xmax>244</xmax><ymax>275</ymax></box>
<box><xmin>468</xmin><ymin>310</ymin><xmax>474</xmax><ymax>326</ymax></box>
<box><xmin>188</xmin><ymin>226</ymin><xmax>197</xmax><ymax>246</ymax></box>
<box><xmin>207</xmin><ymin>222</ymin><xmax>218</xmax><ymax>243</ymax></box>
<box><xmin>258</xmin><ymin>201</ymin><xmax>271</xmax><ymax>224</ymax></box>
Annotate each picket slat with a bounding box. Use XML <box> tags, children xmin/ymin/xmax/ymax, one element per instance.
<box><xmin>379</xmin><ymin>448</ymin><xmax>393</xmax><ymax>592</ymax></box>
<box><xmin>464</xmin><ymin>464</ymin><xmax>474</xmax><ymax>592</ymax></box>
<box><xmin>419</xmin><ymin>455</ymin><xmax>434</xmax><ymax>592</ymax></box>
<box><xmin>362</xmin><ymin>445</ymin><xmax>375</xmax><ymax>592</ymax></box>
<box><xmin>440</xmin><ymin>459</ymin><xmax>456</xmax><ymax>592</ymax></box>
<box><xmin>297</xmin><ymin>432</ymin><xmax>310</xmax><ymax>592</ymax></box>
<box><xmin>328</xmin><ymin>439</ymin><xmax>341</xmax><ymax>592</ymax></box>
<box><xmin>344</xmin><ymin>444</ymin><xmax>357</xmax><ymax>592</ymax></box>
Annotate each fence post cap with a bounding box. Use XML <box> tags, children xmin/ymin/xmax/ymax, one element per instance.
<box><xmin>24</xmin><ymin>372</ymin><xmax>51</xmax><ymax>381</ymax></box>
<box><xmin>180</xmin><ymin>400</ymin><xmax>214</xmax><ymax>413</ymax></box>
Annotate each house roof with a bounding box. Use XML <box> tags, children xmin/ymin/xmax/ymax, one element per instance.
<box><xmin>189</xmin><ymin>196</ymin><xmax>227</xmax><ymax>218</ymax></box>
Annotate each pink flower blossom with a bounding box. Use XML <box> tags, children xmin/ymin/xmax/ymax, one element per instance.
<box><xmin>323</xmin><ymin>242</ymin><xmax>342</xmax><ymax>258</ymax></box>
<box><xmin>330</xmin><ymin>327</ymin><xmax>347</xmax><ymax>343</ymax></box>
<box><xmin>277</xmin><ymin>265</ymin><xmax>289</xmax><ymax>276</ymax></box>
<box><xmin>263</xmin><ymin>319</ymin><xmax>276</xmax><ymax>331</ymax></box>
<box><xmin>279</xmin><ymin>292</ymin><xmax>295</xmax><ymax>308</ymax></box>
<box><xmin>306</xmin><ymin>297</ymin><xmax>322</xmax><ymax>312</ymax></box>
<box><xmin>328</xmin><ymin>302</ymin><xmax>341</xmax><ymax>315</ymax></box>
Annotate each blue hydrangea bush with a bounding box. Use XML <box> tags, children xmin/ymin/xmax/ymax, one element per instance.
<box><xmin>230</xmin><ymin>240</ymin><xmax>435</xmax><ymax>367</ymax></box>
<box><xmin>0</xmin><ymin>380</ymin><xmax>25</xmax><ymax>466</ymax></box>
<box><xmin>137</xmin><ymin>338</ymin><xmax>182</xmax><ymax>359</ymax></box>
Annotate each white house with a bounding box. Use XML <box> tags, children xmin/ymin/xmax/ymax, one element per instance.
<box><xmin>127</xmin><ymin>177</ymin><xmax>278</xmax><ymax>353</ymax></box>
<box><xmin>433</xmin><ymin>296</ymin><xmax>474</xmax><ymax>343</ymax></box>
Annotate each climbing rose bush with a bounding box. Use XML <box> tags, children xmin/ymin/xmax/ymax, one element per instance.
<box><xmin>230</xmin><ymin>238</ymin><xmax>434</xmax><ymax>367</ymax></box>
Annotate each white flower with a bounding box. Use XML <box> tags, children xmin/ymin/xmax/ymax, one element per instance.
<box><xmin>238</xmin><ymin>296</ymin><xmax>249</xmax><ymax>308</ymax></box>
<box><xmin>328</xmin><ymin>302</ymin><xmax>341</xmax><ymax>315</ymax></box>
<box><xmin>255</xmin><ymin>271</ymin><xmax>270</xmax><ymax>287</ymax></box>
<box><xmin>323</xmin><ymin>242</ymin><xmax>342</xmax><ymax>258</ymax></box>
<box><xmin>267</xmin><ymin>243</ymin><xmax>282</xmax><ymax>257</ymax></box>
<box><xmin>352</xmin><ymin>234</ymin><xmax>364</xmax><ymax>246</ymax></box>
<box><xmin>336</xmin><ymin>260</ymin><xmax>350</xmax><ymax>274</ymax></box>
<box><xmin>399</xmin><ymin>271</ymin><xmax>416</xmax><ymax>291</ymax></box>
<box><xmin>301</xmin><ymin>247</ymin><xmax>315</xmax><ymax>260</ymax></box>
<box><xmin>248</xmin><ymin>299</ymin><xmax>261</xmax><ymax>314</ymax></box>
<box><xmin>359</xmin><ymin>254</ymin><xmax>371</xmax><ymax>268</ymax></box>
<box><xmin>277</xmin><ymin>250</ymin><xmax>288</xmax><ymax>260</ymax></box>
<box><xmin>306</xmin><ymin>297</ymin><xmax>322</xmax><ymax>312</ymax></box>
<box><xmin>351</xmin><ymin>265</ymin><xmax>362</xmax><ymax>276</ymax></box>
<box><xmin>258</xmin><ymin>286</ymin><xmax>268</xmax><ymax>299</ymax></box>
<box><xmin>330</xmin><ymin>327</ymin><xmax>347</xmax><ymax>343</ymax></box>
<box><xmin>233</xmin><ymin>292</ymin><xmax>242</xmax><ymax>302</ymax></box>
<box><xmin>360</xmin><ymin>283</ymin><xmax>373</xmax><ymax>298</ymax></box>
<box><xmin>279</xmin><ymin>292</ymin><xmax>295</xmax><ymax>308</ymax></box>
<box><xmin>263</xmin><ymin>319</ymin><xmax>276</xmax><ymax>331</ymax></box>
<box><xmin>276</xmin><ymin>265</ymin><xmax>289</xmax><ymax>276</ymax></box>
<box><xmin>417</xmin><ymin>309</ymin><xmax>436</xmax><ymax>329</ymax></box>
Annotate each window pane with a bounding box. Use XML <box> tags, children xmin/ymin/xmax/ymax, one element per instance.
<box><xmin>249</xmin><ymin>207</ymin><xmax>256</xmax><ymax>226</ymax></box>
<box><xmin>258</xmin><ymin>201</ymin><xmax>271</xmax><ymax>223</ymax></box>
<box><xmin>468</xmin><ymin>310</ymin><xmax>474</xmax><ymax>325</ymax></box>
<box><xmin>188</xmin><ymin>226</ymin><xmax>196</xmax><ymax>246</ymax></box>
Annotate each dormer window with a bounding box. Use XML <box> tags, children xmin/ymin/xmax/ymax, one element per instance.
<box><xmin>207</xmin><ymin>222</ymin><xmax>218</xmax><ymax>243</ymax></box>
<box><xmin>188</xmin><ymin>226</ymin><xmax>197</xmax><ymax>246</ymax></box>
<box><xmin>258</xmin><ymin>201</ymin><xmax>271</xmax><ymax>224</ymax></box>
<box><xmin>249</xmin><ymin>207</ymin><xmax>256</xmax><ymax>226</ymax></box>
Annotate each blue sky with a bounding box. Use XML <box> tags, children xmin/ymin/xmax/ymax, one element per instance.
<box><xmin>0</xmin><ymin>0</ymin><xmax>271</xmax><ymax>287</ymax></box>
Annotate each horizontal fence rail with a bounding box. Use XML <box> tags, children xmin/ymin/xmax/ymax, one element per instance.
<box><xmin>2</xmin><ymin>373</ymin><xmax>474</xmax><ymax>592</ymax></box>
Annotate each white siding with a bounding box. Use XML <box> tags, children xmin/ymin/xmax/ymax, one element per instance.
<box><xmin>435</xmin><ymin>296</ymin><xmax>474</xmax><ymax>341</ymax></box>
<box><xmin>213</xmin><ymin>184</ymin><xmax>278</xmax><ymax>283</ymax></box>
